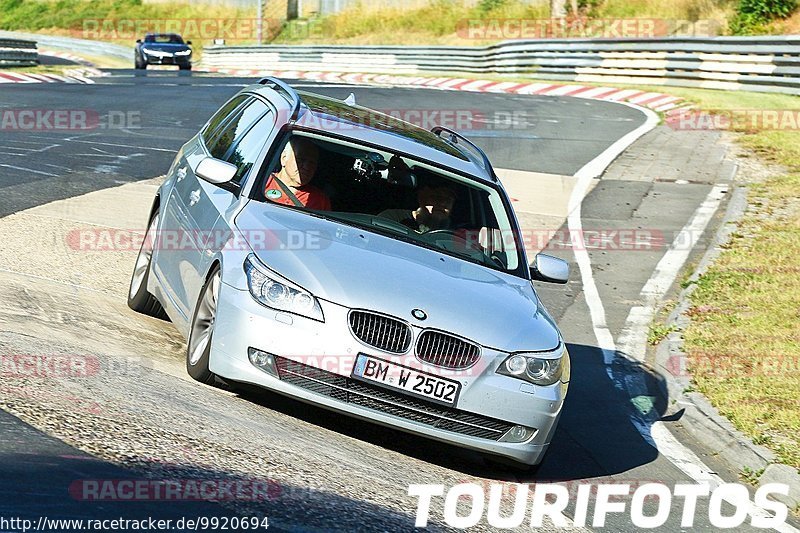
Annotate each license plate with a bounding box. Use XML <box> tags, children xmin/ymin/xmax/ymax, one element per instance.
<box><xmin>352</xmin><ymin>354</ymin><xmax>461</xmax><ymax>406</ymax></box>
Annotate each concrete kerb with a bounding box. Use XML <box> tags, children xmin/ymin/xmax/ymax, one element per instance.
<box><xmin>653</xmin><ymin>183</ymin><xmax>800</xmax><ymax>510</ymax></box>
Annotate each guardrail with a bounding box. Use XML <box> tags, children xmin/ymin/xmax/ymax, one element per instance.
<box><xmin>0</xmin><ymin>31</ymin><xmax>131</xmax><ymax>62</ymax></box>
<box><xmin>0</xmin><ymin>38</ymin><xmax>38</xmax><ymax>68</ymax></box>
<box><xmin>202</xmin><ymin>36</ymin><xmax>800</xmax><ymax>95</ymax></box>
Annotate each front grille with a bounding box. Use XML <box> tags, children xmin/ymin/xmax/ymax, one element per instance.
<box><xmin>416</xmin><ymin>331</ymin><xmax>481</xmax><ymax>370</ymax></box>
<box><xmin>348</xmin><ymin>310</ymin><xmax>412</xmax><ymax>354</ymax></box>
<box><xmin>275</xmin><ymin>356</ymin><xmax>513</xmax><ymax>441</ymax></box>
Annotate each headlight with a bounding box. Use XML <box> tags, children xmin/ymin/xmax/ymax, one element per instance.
<box><xmin>497</xmin><ymin>347</ymin><xmax>566</xmax><ymax>386</ymax></box>
<box><xmin>175</xmin><ymin>50</ymin><xmax>192</xmax><ymax>56</ymax></box>
<box><xmin>244</xmin><ymin>254</ymin><xmax>324</xmax><ymax>322</ymax></box>
<box><xmin>142</xmin><ymin>48</ymin><xmax>158</xmax><ymax>56</ymax></box>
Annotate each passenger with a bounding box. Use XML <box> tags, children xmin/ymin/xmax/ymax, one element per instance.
<box><xmin>265</xmin><ymin>138</ymin><xmax>331</xmax><ymax>211</ymax></box>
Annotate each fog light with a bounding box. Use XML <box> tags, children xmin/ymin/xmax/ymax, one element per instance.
<box><xmin>248</xmin><ymin>348</ymin><xmax>278</xmax><ymax>377</ymax></box>
<box><xmin>499</xmin><ymin>425</ymin><xmax>537</xmax><ymax>443</ymax></box>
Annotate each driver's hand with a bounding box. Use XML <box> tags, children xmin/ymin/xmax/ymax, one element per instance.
<box><xmin>415</xmin><ymin>206</ymin><xmax>450</xmax><ymax>230</ymax></box>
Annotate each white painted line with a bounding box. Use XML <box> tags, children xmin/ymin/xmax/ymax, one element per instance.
<box><xmin>0</xmin><ymin>164</ymin><xmax>58</xmax><ymax>177</ymax></box>
<box><xmin>617</xmin><ymin>184</ymin><xmax>729</xmax><ymax>362</ymax></box>
<box><xmin>67</xmin><ymin>140</ymin><xmax>176</xmax><ymax>153</ymax></box>
<box><xmin>567</xmin><ymin>101</ymin><xmax>659</xmax><ymax>361</ymax></box>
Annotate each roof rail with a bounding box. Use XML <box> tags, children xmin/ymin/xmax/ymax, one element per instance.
<box><xmin>258</xmin><ymin>77</ymin><xmax>302</xmax><ymax>119</ymax></box>
<box><xmin>431</xmin><ymin>126</ymin><xmax>497</xmax><ymax>182</ymax></box>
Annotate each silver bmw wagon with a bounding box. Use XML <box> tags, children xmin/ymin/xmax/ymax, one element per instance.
<box><xmin>128</xmin><ymin>78</ymin><xmax>570</xmax><ymax>469</ymax></box>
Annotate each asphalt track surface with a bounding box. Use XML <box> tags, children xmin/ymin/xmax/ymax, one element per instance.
<box><xmin>0</xmin><ymin>69</ymin><xmax>793</xmax><ymax>531</ymax></box>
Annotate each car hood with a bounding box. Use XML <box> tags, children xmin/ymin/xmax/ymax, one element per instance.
<box><xmin>236</xmin><ymin>203</ymin><xmax>561</xmax><ymax>353</ymax></box>
<box><xmin>141</xmin><ymin>43</ymin><xmax>189</xmax><ymax>53</ymax></box>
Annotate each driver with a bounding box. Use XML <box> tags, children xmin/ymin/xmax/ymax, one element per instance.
<box><xmin>264</xmin><ymin>137</ymin><xmax>331</xmax><ymax>211</ymax></box>
<box><xmin>379</xmin><ymin>171</ymin><xmax>457</xmax><ymax>233</ymax></box>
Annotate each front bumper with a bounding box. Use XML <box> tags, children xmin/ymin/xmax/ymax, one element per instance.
<box><xmin>209</xmin><ymin>281</ymin><xmax>568</xmax><ymax>466</ymax></box>
<box><xmin>143</xmin><ymin>55</ymin><xmax>190</xmax><ymax>66</ymax></box>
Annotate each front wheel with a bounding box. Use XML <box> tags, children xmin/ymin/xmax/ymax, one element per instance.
<box><xmin>186</xmin><ymin>266</ymin><xmax>221</xmax><ymax>384</ymax></box>
<box><xmin>179</xmin><ymin>64</ymin><xmax>192</xmax><ymax>71</ymax></box>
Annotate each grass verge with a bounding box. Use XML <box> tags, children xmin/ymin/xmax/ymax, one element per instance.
<box><xmin>672</xmin><ymin>93</ymin><xmax>800</xmax><ymax>471</ymax></box>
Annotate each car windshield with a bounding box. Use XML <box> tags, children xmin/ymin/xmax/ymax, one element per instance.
<box><xmin>257</xmin><ymin>132</ymin><xmax>524</xmax><ymax>276</ymax></box>
<box><xmin>145</xmin><ymin>34</ymin><xmax>184</xmax><ymax>44</ymax></box>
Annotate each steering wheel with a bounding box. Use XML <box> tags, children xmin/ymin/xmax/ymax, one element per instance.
<box><xmin>423</xmin><ymin>228</ymin><xmax>488</xmax><ymax>255</ymax></box>
<box><xmin>424</xmin><ymin>229</ymin><xmax>508</xmax><ymax>268</ymax></box>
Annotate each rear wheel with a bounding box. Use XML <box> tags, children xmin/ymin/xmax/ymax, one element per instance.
<box><xmin>186</xmin><ymin>266</ymin><xmax>221</xmax><ymax>384</ymax></box>
<box><xmin>128</xmin><ymin>212</ymin><xmax>167</xmax><ymax>318</ymax></box>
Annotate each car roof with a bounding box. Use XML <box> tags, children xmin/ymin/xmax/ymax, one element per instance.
<box><xmin>248</xmin><ymin>79</ymin><xmax>497</xmax><ymax>183</ymax></box>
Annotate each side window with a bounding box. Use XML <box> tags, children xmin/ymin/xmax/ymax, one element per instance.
<box><xmin>224</xmin><ymin>111</ymin><xmax>276</xmax><ymax>186</ymax></box>
<box><xmin>201</xmin><ymin>95</ymin><xmax>248</xmax><ymax>144</ymax></box>
<box><xmin>206</xmin><ymin>99</ymin><xmax>269</xmax><ymax>161</ymax></box>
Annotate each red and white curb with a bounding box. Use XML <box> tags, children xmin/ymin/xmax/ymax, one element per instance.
<box><xmin>0</xmin><ymin>50</ymin><xmax>103</xmax><ymax>84</ymax></box>
<box><xmin>38</xmin><ymin>49</ymin><xmax>95</xmax><ymax>66</ymax></box>
<box><xmin>0</xmin><ymin>69</ymin><xmax>100</xmax><ymax>84</ymax></box>
<box><xmin>205</xmin><ymin>67</ymin><xmax>692</xmax><ymax>114</ymax></box>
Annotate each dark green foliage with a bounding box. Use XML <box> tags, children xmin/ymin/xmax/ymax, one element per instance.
<box><xmin>730</xmin><ymin>0</ymin><xmax>798</xmax><ymax>34</ymax></box>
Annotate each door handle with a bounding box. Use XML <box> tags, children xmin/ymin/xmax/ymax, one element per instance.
<box><xmin>177</xmin><ymin>166</ymin><xmax>187</xmax><ymax>181</ymax></box>
<box><xmin>189</xmin><ymin>189</ymin><xmax>201</xmax><ymax>206</ymax></box>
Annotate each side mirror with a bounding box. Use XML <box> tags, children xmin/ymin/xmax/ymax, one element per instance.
<box><xmin>186</xmin><ymin>40</ymin><xmax>192</xmax><ymax>45</ymax></box>
<box><xmin>530</xmin><ymin>253</ymin><xmax>569</xmax><ymax>284</ymax></box>
<box><xmin>195</xmin><ymin>157</ymin><xmax>237</xmax><ymax>184</ymax></box>
<box><xmin>136</xmin><ymin>39</ymin><xmax>142</xmax><ymax>44</ymax></box>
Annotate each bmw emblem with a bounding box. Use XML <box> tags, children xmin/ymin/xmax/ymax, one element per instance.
<box><xmin>411</xmin><ymin>309</ymin><xmax>427</xmax><ymax>321</ymax></box>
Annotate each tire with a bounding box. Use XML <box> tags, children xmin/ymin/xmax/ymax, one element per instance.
<box><xmin>128</xmin><ymin>211</ymin><xmax>167</xmax><ymax>319</ymax></box>
<box><xmin>186</xmin><ymin>266</ymin><xmax>221</xmax><ymax>384</ymax></box>
<box><xmin>179</xmin><ymin>64</ymin><xmax>192</xmax><ymax>71</ymax></box>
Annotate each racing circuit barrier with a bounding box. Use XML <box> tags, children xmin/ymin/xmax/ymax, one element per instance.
<box><xmin>0</xmin><ymin>38</ymin><xmax>38</xmax><ymax>68</ymax></box>
<box><xmin>201</xmin><ymin>36</ymin><xmax>800</xmax><ymax>95</ymax></box>
<box><xmin>0</xmin><ymin>31</ymin><xmax>131</xmax><ymax>63</ymax></box>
